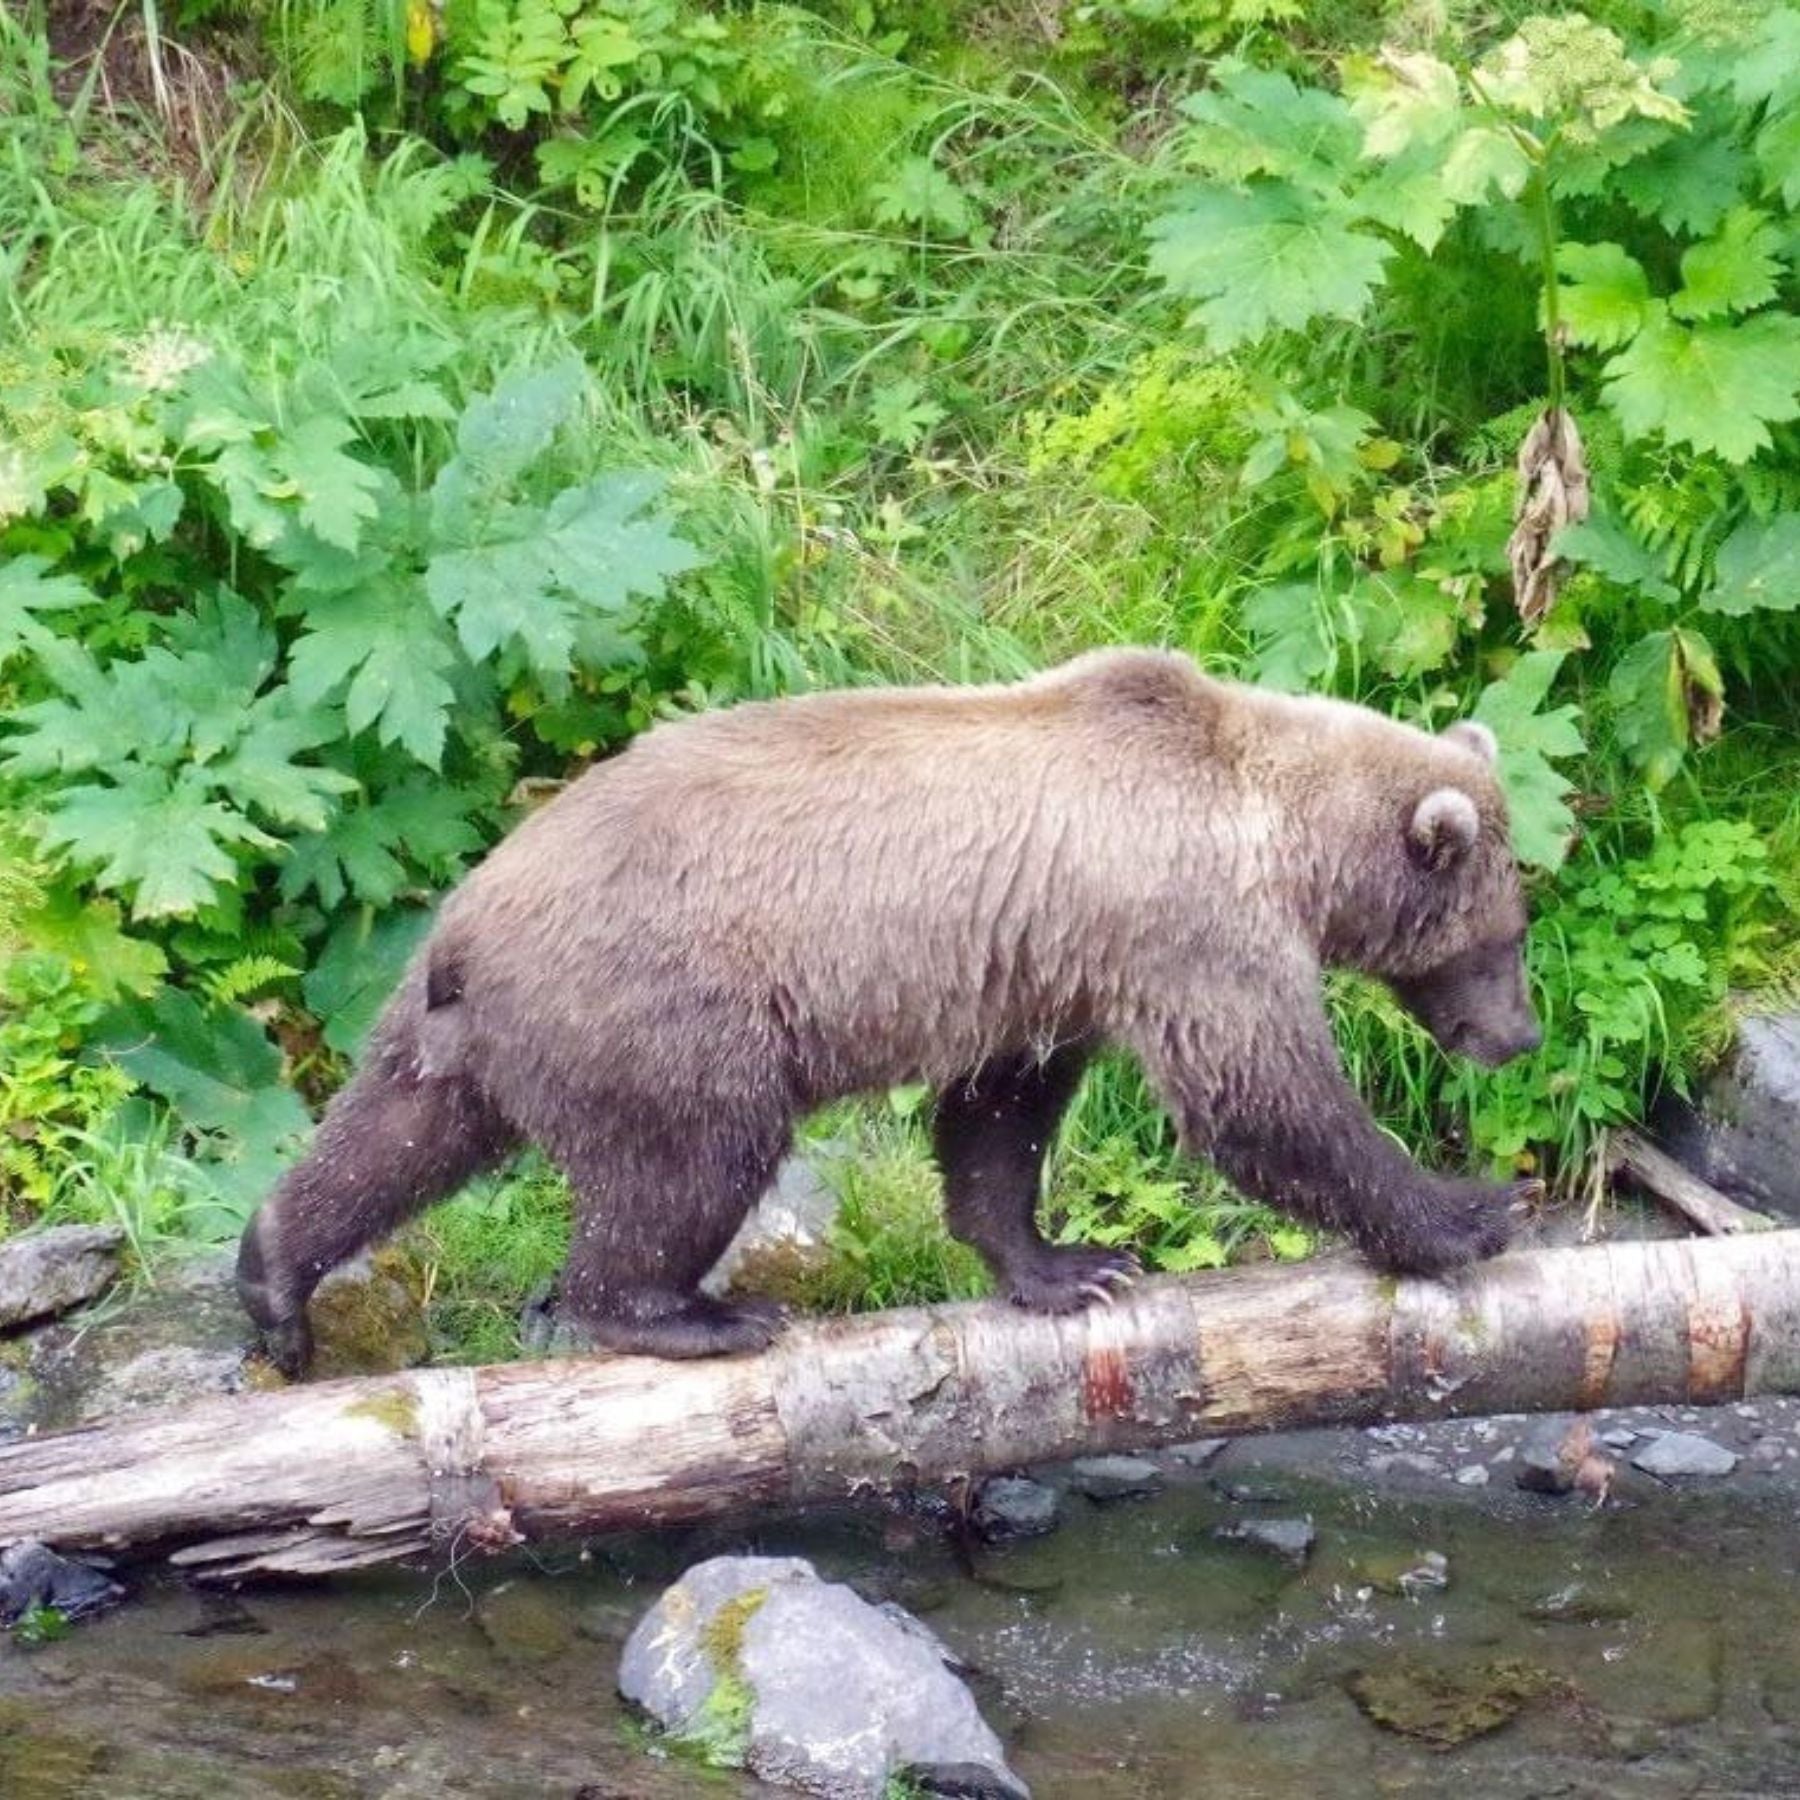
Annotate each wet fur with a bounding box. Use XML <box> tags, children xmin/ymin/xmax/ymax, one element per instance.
<box><xmin>238</xmin><ymin>649</ymin><xmax>1536</xmax><ymax>1370</ymax></box>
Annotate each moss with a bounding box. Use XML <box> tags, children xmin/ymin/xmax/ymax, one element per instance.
<box><xmin>0</xmin><ymin>1700</ymin><xmax>105</xmax><ymax>1800</ymax></box>
<box><xmin>1346</xmin><ymin>1657</ymin><xmax>1558</xmax><ymax>1750</ymax></box>
<box><xmin>701</xmin><ymin>1586</ymin><xmax>769</xmax><ymax>1670</ymax></box>
<box><xmin>308</xmin><ymin>1246</ymin><xmax>429</xmax><ymax>1378</ymax></box>
<box><xmin>668</xmin><ymin>1585</ymin><xmax>771</xmax><ymax>1770</ymax></box>
<box><xmin>343</xmin><ymin>1385</ymin><xmax>420</xmax><ymax>1439</ymax></box>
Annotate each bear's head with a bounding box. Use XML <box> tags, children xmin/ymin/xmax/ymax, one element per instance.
<box><xmin>1327</xmin><ymin>717</ymin><xmax>1541</xmax><ymax>1070</ymax></box>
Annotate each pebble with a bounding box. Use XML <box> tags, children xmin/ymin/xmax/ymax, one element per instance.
<box><xmin>1599</xmin><ymin>1428</ymin><xmax>1637</xmax><ymax>1450</ymax></box>
<box><xmin>1454</xmin><ymin>1464</ymin><xmax>1490</xmax><ymax>1488</ymax></box>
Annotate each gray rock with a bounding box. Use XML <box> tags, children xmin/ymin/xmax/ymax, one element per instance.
<box><xmin>1655</xmin><ymin>1011</ymin><xmax>1800</xmax><ymax>1217</ymax></box>
<box><xmin>1068</xmin><ymin>1455</ymin><xmax>1163</xmax><ymax>1502</ymax></box>
<box><xmin>1215</xmin><ymin>1517</ymin><xmax>1315</xmax><ymax>1564</ymax></box>
<box><xmin>703</xmin><ymin>1149</ymin><xmax>843</xmax><ymax>1298</ymax></box>
<box><xmin>0</xmin><ymin>1225</ymin><xmax>123</xmax><ymax>1330</ymax></box>
<box><xmin>1167</xmin><ymin>1438</ymin><xmax>1227</xmax><ymax>1467</ymax></box>
<box><xmin>972</xmin><ymin>1476</ymin><xmax>1060</xmax><ymax>1541</ymax></box>
<box><xmin>1514</xmin><ymin>1416</ymin><xmax>1577</xmax><ymax>1494</ymax></box>
<box><xmin>1</xmin><ymin>1252</ymin><xmax>252</xmax><ymax>1438</ymax></box>
<box><xmin>1454</xmin><ymin>1464</ymin><xmax>1490</xmax><ymax>1487</ymax></box>
<box><xmin>619</xmin><ymin>1555</ymin><xmax>1028</xmax><ymax>1800</ymax></box>
<box><xmin>1631</xmin><ymin>1431</ymin><xmax>1738</xmax><ymax>1477</ymax></box>
<box><xmin>1369</xmin><ymin>1451</ymin><xmax>1443</xmax><ymax>1480</ymax></box>
<box><xmin>0</xmin><ymin>1540</ymin><xmax>122</xmax><ymax>1627</ymax></box>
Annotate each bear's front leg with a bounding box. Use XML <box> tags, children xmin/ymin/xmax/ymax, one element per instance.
<box><xmin>933</xmin><ymin>1045</ymin><xmax>1139</xmax><ymax>1312</ymax></box>
<box><xmin>1144</xmin><ymin>1008</ymin><xmax>1518</xmax><ymax>1277</ymax></box>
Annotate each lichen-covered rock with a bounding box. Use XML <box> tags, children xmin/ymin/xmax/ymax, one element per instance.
<box><xmin>701</xmin><ymin>1150</ymin><xmax>844</xmax><ymax>1302</ymax></box>
<box><xmin>0</xmin><ymin>1244</ymin><xmax>427</xmax><ymax>1440</ymax></box>
<box><xmin>0</xmin><ymin>1225</ymin><xmax>123</xmax><ymax>1331</ymax></box>
<box><xmin>619</xmin><ymin>1555</ymin><xmax>1029</xmax><ymax>1800</ymax></box>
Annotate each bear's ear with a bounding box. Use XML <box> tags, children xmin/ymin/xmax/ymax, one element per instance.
<box><xmin>1407</xmin><ymin>787</ymin><xmax>1480</xmax><ymax>872</ymax></box>
<box><xmin>1442</xmin><ymin>720</ymin><xmax>1499</xmax><ymax>765</ymax></box>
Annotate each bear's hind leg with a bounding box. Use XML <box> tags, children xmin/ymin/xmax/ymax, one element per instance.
<box><xmin>237</xmin><ymin>1058</ymin><xmax>515</xmax><ymax>1375</ymax></box>
<box><xmin>934</xmin><ymin>1044</ymin><xmax>1138</xmax><ymax>1313</ymax></box>
<box><xmin>553</xmin><ymin>1116</ymin><xmax>791</xmax><ymax>1359</ymax></box>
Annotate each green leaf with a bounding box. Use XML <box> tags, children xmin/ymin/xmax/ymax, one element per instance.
<box><xmin>1552</xmin><ymin>513</ymin><xmax>1679</xmax><ymax>604</ymax></box>
<box><xmin>1472</xmin><ymin>650</ymin><xmax>1586</xmax><ymax>871</ymax></box>
<box><xmin>278</xmin><ymin>778</ymin><xmax>483</xmax><ymax>909</ymax></box>
<box><xmin>17</xmin><ymin>887</ymin><xmax>167</xmax><ymax>1000</ymax></box>
<box><xmin>1243</xmin><ymin>582</ymin><xmax>1333</xmax><ymax>692</ymax></box>
<box><xmin>1754</xmin><ymin>105</ymin><xmax>1800</xmax><ymax>208</ymax></box>
<box><xmin>1344</xmin><ymin>49</ymin><xmax>1462</xmax><ymax>160</ymax></box>
<box><xmin>302</xmin><ymin>907</ymin><xmax>434</xmax><ymax>1056</ymax></box>
<box><xmin>288</xmin><ymin>579</ymin><xmax>459</xmax><ymax>768</ymax></box>
<box><xmin>1703</xmin><ymin>512</ymin><xmax>1800</xmax><ymax>615</ymax></box>
<box><xmin>1355</xmin><ymin>146</ymin><xmax>1457</xmax><ymax>252</ymax></box>
<box><xmin>1672</xmin><ymin>206</ymin><xmax>1785</xmax><ymax>319</ymax></box>
<box><xmin>426</xmin><ymin>473</ymin><xmax>701</xmax><ymax>683</ymax></box>
<box><xmin>1351</xmin><ymin>572</ymin><xmax>1461</xmax><ymax>679</ymax></box>
<box><xmin>36</xmin><ymin>767</ymin><xmax>275</xmax><ymax>919</ymax></box>
<box><xmin>97</xmin><ymin>988</ymin><xmax>309</xmax><ymax>1160</ymax></box>
<box><xmin>1608</xmin><ymin>627</ymin><xmax>1723</xmax><ymax>788</ymax></box>
<box><xmin>207</xmin><ymin>695</ymin><xmax>356</xmax><ymax>832</ymax></box>
<box><xmin>868</xmin><ymin>377</ymin><xmax>947</xmax><ymax>452</ymax></box>
<box><xmin>1730</xmin><ymin>5</ymin><xmax>1800</xmax><ymax>111</ymax></box>
<box><xmin>1613</xmin><ymin>131</ymin><xmax>1747</xmax><ymax>236</ymax></box>
<box><xmin>1179</xmin><ymin>59</ymin><xmax>1363</xmax><ymax>188</ymax></box>
<box><xmin>0</xmin><ymin>557</ymin><xmax>96</xmax><ymax>669</ymax></box>
<box><xmin>1603</xmin><ymin>304</ymin><xmax>1800</xmax><ymax>461</ymax></box>
<box><xmin>1555</xmin><ymin>242</ymin><xmax>1651</xmax><ymax>350</ymax></box>
<box><xmin>1147</xmin><ymin>184</ymin><xmax>1392</xmax><ymax>349</ymax></box>
<box><xmin>432</xmin><ymin>360</ymin><xmax>586</xmax><ymax>530</ymax></box>
<box><xmin>869</xmin><ymin>157</ymin><xmax>975</xmax><ymax>239</ymax></box>
<box><xmin>1440</xmin><ymin>125</ymin><xmax>1533</xmax><ymax>204</ymax></box>
<box><xmin>280</xmin><ymin>415</ymin><xmax>383</xmax><ymax>551</ymax></box>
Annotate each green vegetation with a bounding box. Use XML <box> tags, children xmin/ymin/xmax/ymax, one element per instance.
<box><xmin>2</xmin><ymin>0</ymin><xmax>1796</xmax><ymax>1341</ymax></box>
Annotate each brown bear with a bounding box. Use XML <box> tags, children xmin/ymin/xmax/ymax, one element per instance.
<box><xmin>238</xmin><ymin>648</ymin><xmax>1540</xmax><ymax>1372</ymax></box>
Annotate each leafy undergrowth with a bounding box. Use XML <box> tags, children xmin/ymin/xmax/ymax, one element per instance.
<box><xmin>1</xmin><ymin>0</ymin><xmax>1797</xmax><ymax>1343</ymax></box>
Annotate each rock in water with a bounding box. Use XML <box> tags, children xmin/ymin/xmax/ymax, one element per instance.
<box><xmin>0</xmin><ymin>1226</ymin><xmax>123</xmax><ymax>1330</ymax></box>
<box><xmin>618</xmin><ymin>1555</ymin><xmax>1029</xmax><ymax>1800</ymax></box>
<box><xmin>1656</xmin><ymin>1012</ymin><xmax>1800</xmax><ymax>1218</ymax></box>
<box><xmin>1068</xmin><ymin>1455</ymin><xmax>1163</xmax><ymax>1502</ymax></box>
<box><xmin>1214</xmin><ymin>1518</ymin><xmax>1316</xmax><ymax>1565</ymax></box>
<box><xmin>971</xmin><ymin>1476</ymin><xmax>1060</xmax><ymax>1542</ymax></box>
<box><xmin>0</xmin><ymin>1541</ymin><xmax>123</xmax><ymax>1627</ymax></box>
<box><xmin>1631</xmin><ymin>1432</ymin><xmax>1738</xmax><ymax>1477</ymax></box>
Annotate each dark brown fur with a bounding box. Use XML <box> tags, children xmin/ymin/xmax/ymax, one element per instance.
<box><xmin>238</xmin><ymin>649</ymin><xmax>1539</xmax><ymax>1370</ymax></box>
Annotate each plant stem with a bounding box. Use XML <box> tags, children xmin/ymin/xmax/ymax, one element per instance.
<box><xmin>1530</xmin><ymin>161</ymin><xmax>1565</xmax><ymax>414</ymax></box>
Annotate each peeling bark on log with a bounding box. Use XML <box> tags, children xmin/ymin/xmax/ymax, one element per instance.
<box><xmin>5</xmin><ymin>1232</ymin><xmax>1800</xmax><ymax>1580</ymax></box>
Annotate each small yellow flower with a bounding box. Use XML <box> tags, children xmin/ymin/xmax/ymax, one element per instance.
<box><xmin>406</xmin><ymin>0</ymin><xmax>437</xmax><ymax>66</ymax></box>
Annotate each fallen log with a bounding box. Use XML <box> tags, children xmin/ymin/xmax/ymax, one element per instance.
<box><xmin>3</xmin><ymin>1230</ymin><xmax>1800</xmax><ymax>1580</ymax></box>
<box><xmin>1606</xmin><ymin>1126</ymin><xmax>1776</xmax><ymax>1236</ymax></box>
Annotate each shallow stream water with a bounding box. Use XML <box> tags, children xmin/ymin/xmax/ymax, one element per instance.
<box><xmin>4</xmin><ymin>1444</ymin><xmax>1799</xmax><ymax>1799</ymax></box>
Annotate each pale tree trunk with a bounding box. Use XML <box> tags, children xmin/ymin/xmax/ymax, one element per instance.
<box><xmin>3</xmin><ymin>1232</ymin><xmax>1799</xmax><ymax>1581</ymax></box>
